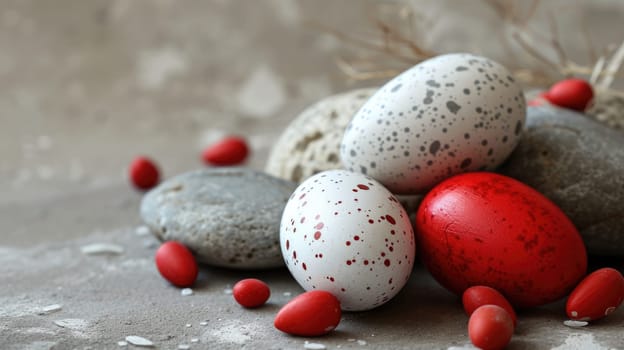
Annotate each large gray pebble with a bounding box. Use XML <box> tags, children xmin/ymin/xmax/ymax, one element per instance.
<box><xmin>265</xmin><ymin>88</ymin><xmax>377</xmax><ymax>183</ymax></box>
<box><xmin>140</xmin><ymin>168</ymin><xmax>298</xmax><ymax>269</ymax></box>
<box><xmin>499</xmin><ymin>106</ymin><xmax>624</xmax><ymax>256</ymax></box>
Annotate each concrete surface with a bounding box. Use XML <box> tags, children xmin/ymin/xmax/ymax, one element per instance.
<box><xmin>1</xmin><ymin>1</ymin><xmax>623</xmax><ymax>349</ymax></box>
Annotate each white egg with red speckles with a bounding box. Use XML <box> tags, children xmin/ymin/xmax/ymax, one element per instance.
<box><xmin>280</xmin><ymin>169</ymin><xmax>416</xmax><ymax>311</ymax></box>
<box><xmin>341</xmin><ymin>53</ymin><xmax>526</xmax><ymax>194</ymax></box>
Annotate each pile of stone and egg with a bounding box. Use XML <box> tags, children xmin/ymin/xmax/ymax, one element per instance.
<box><xmin>136</xmin><ymin>53</ymin><xmax>624</xmax><ymax>348</ymax></box>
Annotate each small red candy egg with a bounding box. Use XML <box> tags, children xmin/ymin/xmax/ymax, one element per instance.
<box><xmin>469</xmin><ymin>304</ymin><xmax>514</xmax><ymax>350</ymax></box>
<box><xmin>202</xmin><ymin>136</ymin><xmax>249</xmax><ymax>166</ymax></box>
<box><xmin>544</xmin><ymin>78</ymin><xmax>593</xmax><ymax>111</ymax></box>
<box><xmin>463</xmin><ymin>286</ymin><xmax>517</xmax><ymax>327</ymax></box>
<box><xmin>233</xmin><ymin>278</ymin><xmax>271</xmax><ymax>308</ymax></box>
<box><xmin>566</xmin><ymin>267</ymin><xmax>624</xmax><ymax>321</ymax></box>
<box><xmin>155</xmin><ymin>241</ymin><xmax>198</xmax><ymax>287</ymax></box>
<box><xmin>129</xmin><ymin>156</ymin><xmax>160</xmax><ymax>190</ymax></box>
<box><xmin>274</xmin><ymin>290</ymin><xmax>341</xmax><ymax>336</ymax></box>
<box><xmin>415</xmin><ymin>172</ymin><xmax>587</xmax><ymax>308</ymax></box>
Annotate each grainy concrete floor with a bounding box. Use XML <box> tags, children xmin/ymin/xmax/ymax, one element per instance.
<box><xmin>1</xmin><ymin>1</ymin><xmax>623</xmax><ymax>349</ymax></box>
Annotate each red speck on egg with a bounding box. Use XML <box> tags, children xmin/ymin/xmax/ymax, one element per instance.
<box><xmin>357</xmin><ymin>184</ymin><xmax>370</xmax><ymax>190</ymax></box>
<box><xmin>314</xmin><ymin>231</ymin><xmax>322</xmax><ymax>240</ymax></box>
<box><xmin>384</xmin><ymin>259</ymin><xmax>391</xmax><ymax>267</ymax></box>
<box><xmin>315</xmin><ymin>222</ymin><xmax>324</xmax><ymax>230</ymax></box>
<box><xmin>386</xmin><ymin>215</ymin><xmax>396</xmax><ymax>225</ymax></box>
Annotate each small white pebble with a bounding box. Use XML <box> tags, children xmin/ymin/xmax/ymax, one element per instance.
<box><xmin>283</xmin><ymin>292</ymin><xmax>292</xmax><ymax>297</ymax></box>
<box><xmin>39</xmin><ymin>304</ymin><xmax>62</xmax><ymax>315</ymax></box>
<box><xmin>135</xmin><ymin>225</ymin><xmax>151</xmax><ymax>236</ymax></box>
<box><xmin>185</xmin><ymin>323</ymin><xmax>192</xmax><ymax>328</ymax></box>
<box><xmin>178</xmin><ymin>345</ymin><xmax>190</xmax><ymax>350</ymax></box>
<box><xmin>117</xmin><ymin>341</ymin><xmax>128</xmax><ymax>347</ymax></box>
<box><xmin>81</xmin><ymin>243</ymin><xmax>124</xmax><ymax>255</ymax></box>
<box><xmin>181</xmin><ymin>288</ymin><xmax>193</xmax><ymax>296</ymax></box>
<box><xmin>357</xmin><ymin>340</ymin><xmax>367</xmax><ymax>345</ymax></box>
<box><xmin>190</xmin><ymin>338</ymin><xmax>199</xmax><ymax>343</ymax></box>
<box><xmin>304</xmin><ymin>341</ymin><xmax>326</xmax><ymax>350</ymax></box>
<box><xmin>125</xmin><ymin>336</ymin><xmax>154</xmax><ymax>347</ymax></box>
<box><xmin>563</xmin><ymin>320</ymin><xmax>589</xmax><ymax>328</ymax></box>
<box><xmin>199</xmin><ymin>321</ymin><xmax>208</xmax><ymax>326</ymax></box>
<box><xmin>223</xmin><ymin>288</ymin><xmax>233</xmax><ymax>295</ymax></box>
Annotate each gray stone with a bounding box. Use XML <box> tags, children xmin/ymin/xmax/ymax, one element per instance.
<box><xmin>140</xmin><ymin>168</ymin><xmax>298</xmax><ymax>269</ymax></box>
<box><xmin>265</xmin><ymin>88</ymin><xmax>377</xmax><ymax>183</ymax></box>
<box><xmin>499</xmin><ymin>106</ymin><xmax>624</xmax><ymax>256</ymax></box>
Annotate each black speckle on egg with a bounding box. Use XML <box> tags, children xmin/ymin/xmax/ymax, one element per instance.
<box><xmin>423</xmin><ymin>90</ymin><xmax>434</xmax><ymax>104</ymax></box>
<box><xmin>515</xmin><ymin>121</ymin><xmax>523</xmax><ymax>135</ymax></box>
<box><xmin>446</xmin><ymin>101</ymin><xmax>461</xmax><ymax>114</ymax></box>
<box><xmin>391</xmin><ymin>84</ymin><xmax>403</xmax><ymax>92</ymax></box>
<box><xmin>350</xmin><ymin>149</ymin><xmax>357</xmax><ymax>157</ymax></box>
<box><xmin>429</xmin><ymin>141</ymin><xmax>441</xmax><ymax>155</ymax></box>
<box><xmin>460</xmin><ymin>158</ymin><xmax>472</xmax><ymax>168</ymax></box>
<box><xmin>456</xmin><ymin>66</ymin><xmax>468</xmax><ymax>71</ymax></box>
<box><xmin>426</xmin><ymin>80</ymin><xmax>441</xmax><ymax>88</ymax></box>
<box><xmin>463</xmin><ymin>88</ymin><xmax>471</xmax><ymax>95</ymax></box>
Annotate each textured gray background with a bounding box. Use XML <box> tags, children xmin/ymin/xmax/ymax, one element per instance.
<box><xmin>1</xmin><ymin>1</ymin><xmax>623</xmax><ymax>349</ymax></box>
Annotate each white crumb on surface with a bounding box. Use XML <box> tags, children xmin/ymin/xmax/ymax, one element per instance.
<box><xmin>53</xmin><ymin>318</ymin><xmax>88</xmax><ymax>331</ymax></box>
<box><xmin>564</xmin><ymin>320</ymin><xmax>589</xmax><ymax>328</ymax></box>
<box><xmin>357</xmin><ymin>339</ymin><xmax>367</xmax><ymax>345</ymax></box>
<box><xmin>550</xmin><ymin>333</ymin><xmax>608</xmax><ymax>350</ymax></box>
<box><xmin>191</xmin><ymin>338</ymin><xmax>199</xmax><ymax>343</ymax></box>
<box><xmin>39</xmin><ymin>304</ymin><xmax>62</xmax><ymax>315</ymax></box>
<box><xmin>181</xmin><ymin>288</ymin><xmax>193</xmax><ymax>296</ymax></box>
<box><xmin>185</xmin><ymin>323</ymin><xmax>192</xmax><ymax>328</ymax></box>
<box><xmin>125</xmin><ymin>335</ymin><xmax>154</xmax><ymax>347</ymax></box>
<box><xmin>283</xmin><ymin>292</ymin><xmax>292</xmax><ymax>297</ymax></box>
<box><xmin>223</xmin><ymin>288</ymin><xmax>233</xmax><ymax>295</ymax></box>
<box><xmin>135</xmin><ymin>226</ymin><xmax>150</xmax><ymax>236</ymax></box>
<box><xmin>304</xmin><ymin>341</ymin><xmax>327</xmax><ymax>350</ymax></box>
<box><xmin>118</xmin><ymin>341</ymin><xmax>128</xmax><ymax>347</ymax></box>
<box><xmin>80</xmin><ymin>243</ymin><xmax>124</xmax><ymax>255</ymax></box>
<box><xmin>178</xmin><ymin>344</ymin><xmax>190</xmax><ymax>350</ymax></box>
<box><xmin>199</xmin><ymin>321</ymin><xmax>208</xmax><ymax>326</ymax></box>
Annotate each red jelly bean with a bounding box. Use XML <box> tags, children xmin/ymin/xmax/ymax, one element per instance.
<box><xmin>155</xmin><ymin>241</ymin><xmax>198</xmax><ymax>287</ymax></box>
<box><xmin>566</xmin><ymin>267</ymin><xmax>624</xmax><ymax>321</ymax></box>
<box><xmin>233</xmin><ymin>278</ymin><xmax>271</xmax><ymax>308</ymax></box>
<box><xmin>202</xmin><ymin>136</ymin><xmax>249</xmax><ymax>166</ymax></box>
<box><xmin>463</xmin><ymin>286</ymin><xmax>517</xmax><ymax>327</ymax></box>
<box><xmin>129</xmin><ymin>156</ymin><xmax>160</xmax><ymax>190</ymax></box>
<box><xmin>468</xmin><ymin>305</ymin><xmax>514</xmax><ymax>350</ymax></box>
<box><xmin>544</xmin><ymin>78</ymin><xmax>593</xmax><ymax>111</ymax></box>
<box><xmin>274</xmin><ymin>290</ymin><xmax>341</xmax><ymax>336</ymax></box>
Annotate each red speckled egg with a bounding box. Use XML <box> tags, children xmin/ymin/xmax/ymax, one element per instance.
<box><xmin>566</xmin><ymin>267</ymin><xmax>624</xmax><ymax>321</ymax></box>
<box><xmin>280</xmin><ymin>170</ymin><xmax>416</xmax><ymax>311</ymax></box>
<box><xmin>415</xmin><ymin>172</ymin><xmax>587</xmax><ymax>308</ymax></box>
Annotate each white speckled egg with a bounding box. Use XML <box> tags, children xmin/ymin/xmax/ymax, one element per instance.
<box><xmin>341</xmin><ymin>53</ymin><xmax>526</xmax><ymax>194</ymax></box>
<box><xmin>280</xmin><ymin>169</ymin><xmax>415</xmax><ymax>311</ymax></box>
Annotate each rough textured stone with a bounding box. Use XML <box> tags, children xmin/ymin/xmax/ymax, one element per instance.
<box><xmin>140</xmin><ymin>168</ymin><xmax>298</xmax><ymax>269</ymax></box>
<box><xmin>265</xmin><ymin>88</ymin><xmax>377</xmax><ymax>183</ymax></box>
<box><xmin>499</xmin><ymin>106</ymin><xmax>624</xmax><ymax>256</ymax></box>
